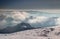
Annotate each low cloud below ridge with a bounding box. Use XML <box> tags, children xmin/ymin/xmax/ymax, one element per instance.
<box><xmin>0</xmin><ymin>11</ymin><xmax>60</xmax><ymax>29</ymax></box>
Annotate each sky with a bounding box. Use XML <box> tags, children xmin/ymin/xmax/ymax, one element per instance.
<box><xmin>0</xmin><ymin>0</ymin><xmax>60</xmax><ymax>9</ymax></box>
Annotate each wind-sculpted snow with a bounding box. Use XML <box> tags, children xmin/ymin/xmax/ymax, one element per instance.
<box><xmin>0</xmin><ymin>26</ymin><xmax>60</xmax><ymax>39</ymax></box>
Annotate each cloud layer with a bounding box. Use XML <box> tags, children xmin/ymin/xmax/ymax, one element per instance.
<box><xmin>0</xmin><ymin>10</ymin><xmax>60</xmax><ymax>29</ymax></box>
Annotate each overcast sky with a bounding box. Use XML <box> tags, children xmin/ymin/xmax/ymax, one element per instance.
<box><xmin>0</xmin><ymin>0</ymin><xmax>60</xmax><ymax>9</ymax></box>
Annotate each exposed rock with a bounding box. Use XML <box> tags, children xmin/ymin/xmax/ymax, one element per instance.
<box><xmin>50</xmin><ymin>28</ymin><xmax>55</xmax><ymax>31</ymax></box>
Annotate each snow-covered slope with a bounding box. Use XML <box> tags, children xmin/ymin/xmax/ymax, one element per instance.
<box><xmin>0</xmin><ymin>26</ymin><xmax>60</xmax><ymax>39</ymax></box>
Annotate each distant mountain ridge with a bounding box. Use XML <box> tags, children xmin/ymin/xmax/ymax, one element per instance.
<box><xmin>0</xmin><ymin>17</ymin><xmax>59</xmax><ymax>34</ymax></box>
<box><xmin>0</xmin><ymin>22</ymin><xmax>35</xmax><ymax>34</ymax></box>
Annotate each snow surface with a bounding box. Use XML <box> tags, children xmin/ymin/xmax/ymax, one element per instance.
<box><xmin>0</xmin><ymin>26</ymin><xmax>60</xmax><ymax>39</ymax></box>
